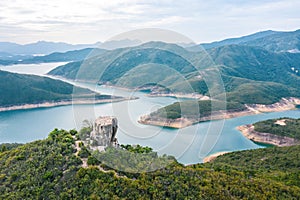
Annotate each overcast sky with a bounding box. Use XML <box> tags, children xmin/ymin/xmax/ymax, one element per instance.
<box><xmin>0</xmin><ymin>0</ymin><xmax>299</xmax><ymax>44</ymax></box>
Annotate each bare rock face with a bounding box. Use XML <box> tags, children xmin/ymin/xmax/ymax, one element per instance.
<box><xmin>237</xmin><ymin>125</ymin><xmax>299</xmax><ymax>147</ymax></box>
<box><xmin>90</xmin><ymin>116</ymin><xmax>118</xmax><ymax>147</ymax></box>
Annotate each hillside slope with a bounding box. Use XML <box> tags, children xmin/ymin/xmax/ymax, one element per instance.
<box><xmin>49</xmin><ymin>42</ymin><xmax>300</xmax><ymax>105</ymax></box>
<box><xmin>0</xmin><ymin>129</ymin><xmax>299</xmax><ymax>199</ymax></box>
<box><xmin>0</xmin><ymin>70</ymin><xmax>114</xmax><ymax>107</ymax></box>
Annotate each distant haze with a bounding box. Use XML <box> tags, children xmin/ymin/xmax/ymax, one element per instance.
<box><xmin>0</xmin><ymin>0</ymin><xmax>299</xmax><ymax>44</ymax></box>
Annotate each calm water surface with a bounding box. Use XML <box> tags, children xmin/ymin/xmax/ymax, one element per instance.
<box><xmin>0</xmin><ymin>63</ymin><xmax>299</xmax><ymax>164</ymax></box>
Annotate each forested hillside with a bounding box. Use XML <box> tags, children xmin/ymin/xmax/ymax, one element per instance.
<box><xmin>253</xmin><ymin>118</ymin><xmax>300</xmax><ymax>140</ymax></box>
<box><xmin>48</xmin><ymin>41</ymin><xmax>300</xmax><ymax>105</ymax></box>
<box><xmin>0</xmin><ymin>129</ymin><xmax>299</xmax><ymax>199</ymax></box>
<box><xmin>0</xmin><ymin>70</ymin><xmax>113</xmax><ymax>107</ymax></box>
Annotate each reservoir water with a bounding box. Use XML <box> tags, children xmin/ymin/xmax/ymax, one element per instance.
<box><xmin>0</xmin><ymin>63</ymin><xmax>299</xmax><ymax>164</ymax></box>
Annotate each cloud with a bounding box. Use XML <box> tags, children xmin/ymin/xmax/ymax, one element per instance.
<box><xmin>0</xmin><ymin>0</ymin><xmax>299</xmax><ymax>44</ymax></box>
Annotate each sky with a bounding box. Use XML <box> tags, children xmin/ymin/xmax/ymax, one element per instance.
<box><xmin>0</xmin><ymin>0</ymin><xmax>300</xmax><ymax>44</ymax></box>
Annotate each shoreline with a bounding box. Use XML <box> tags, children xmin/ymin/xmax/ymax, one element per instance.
<box><xmin>203</xmin><ymin>151</ymin><xmax>230</xmax><ymax>163</ymax></box>
<box><xmin>138</xmin><ymin>109</ymin><xmax>256</xmax><ymax>128</ymax></box>
<box><xmin>147</xmin><ymin>93</ymin><xmax>210</xmax><ymax>100</ymax></box>
<box><xmin>237</xmin><ymin>124</ymin><xmax>300</xmax><ymax>147</ymax></box>
<box><xmin>138</xmin><ymin>97</ymin><xmax>300</xmax><ymax>129</ymax></box>
<box><xmin>0</xmin><ymin>97</ymin><xmax>136</xmax><ymax>112</ymax></box>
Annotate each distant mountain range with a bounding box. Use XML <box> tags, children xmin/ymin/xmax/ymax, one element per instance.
<box><xmin>0</xmin><ymin>48</ymin><xmax>107</xmax><ymax>65</ymax></box>
<box><xmin>0</xmin><ymin>39</ymin><xmax>196</xmax><ymax>57</ymax></box>
<box><xmin>0</xmin><ymin>41</ymin><xmax>96</xmax><ymax>55</ymax></box>
<box><xmin>189</xmin><ymin>29</ymin><xmax>300</xmax><ymax>53</ymax></box>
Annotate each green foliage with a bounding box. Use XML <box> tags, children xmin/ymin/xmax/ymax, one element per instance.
<box><xmin>92</xmin><ymin>147</ymin><xmax>175</xmax><ymax>174</ymax></box>
<box><xmin>208</xmin><ymin>145</ymin><xmax>300</xmax><ymax>188</ymax></box>
<box><xmin>0</xmin><ymin>70</ymin><xmax>114</xmax><ymax>107</ymax></box>
<box><xmin>49</xmin><ymin>42</ymin><xmax>300</xmax><ymax>106</ymax></box>
<box><xmin>78</xmin><ymin>146</ymin><xmax>90</xmax><ymax>158</ymax></box>
<box><xmin>120</xmin><ymin>144</ymin><xmax>153</xmax><ymax>154</ymax></box>
<box><xmin>1</xmin><ymin>129</ymin><xmax>300</xmax><ymax>199</ymax></box>
<box><xmin>87</xmin><ymin>155</ymin><xmax>101</xmax><ymax>166</ymax></box>
<box><xmin>151</xmin><ymin>100</ymin><xmax>246</xmax><ymax>119</ymax></box>
<box><xmin>0</xmin><ymin>129</ymin><xmax>82</xmax><ymax>199</ymax></box>
<box><xmin>78</xmin><ymin>126</ymin><xmax>92</xmax><ymax>140</ymax></box>
<box><xmin>253</xmin><ymin>118</ymin><xmax>300</xmax><ymax>140</ymax></box>
<box><xmin>0</xmin><ymin>143</ymin><xmax>23</xmax><ymax>152</ymax></box>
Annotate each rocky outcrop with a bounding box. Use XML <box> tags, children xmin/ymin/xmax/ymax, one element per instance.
<box><xmin>237</xmin><ymin>124</ymin><xmax>300</xmax><ymax>147</ymax></box>
<box><xmin>90</xmin><ymin>116</ymin><xmax>118</xmax><ymax>147</ymax></box>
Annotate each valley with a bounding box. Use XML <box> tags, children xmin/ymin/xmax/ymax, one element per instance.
<box><xmin>1</xmin><ymin>27</ymin><xmax>300</xmax><ymax>199</ymax></box>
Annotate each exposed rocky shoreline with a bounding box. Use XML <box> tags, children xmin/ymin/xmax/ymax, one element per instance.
<box><xmin>237</xmin><ymin>124</ymin><xmax>300</xmax><ymax>147</ymax></box>
<box><xmin>139</xmin><ymin>97</ymin><xmax>300</xmax><ymax>129</ymax></box>
<box><xmin>139</xmin><ymin>109</ymin><xmax>255</xmax><ymax>128</ymax></box>
<box><xmin>147</xmin><ymin>92</ymin><xmax>210</xmax><ymax>100</ymax></box>
<box><xmin>0</xmin><ymin>97</ymin><xmax>136</xmax><ymax>112</ymax></box>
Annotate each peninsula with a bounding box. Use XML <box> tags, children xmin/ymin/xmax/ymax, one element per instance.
<box><xmin>0</xmin><ymin>70</ymin><xmax>135</xmax><ymax>112</ymax></box>
<box><xmin>237</xmin><ymin>117</ymin><xmax>300</xmax><ymax>146</ymax></box>
<box><xmin>139</xmin><ymin>97</ymin><xmax>300</xmax><ymax>128</ymax></box>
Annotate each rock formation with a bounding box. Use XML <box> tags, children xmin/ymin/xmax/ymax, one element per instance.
<box><xmin>90</xmin><ymin>116</ymin><xmax>118</xmax><ymax>147</ymax></box>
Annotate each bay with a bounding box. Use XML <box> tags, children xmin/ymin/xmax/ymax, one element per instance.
<box><xmin>0</xmin><ymin>63</ymin><xmax>299</xmax><ymax>164</ymax></box>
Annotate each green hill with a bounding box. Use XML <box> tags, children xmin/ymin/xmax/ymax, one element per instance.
<box><xmin>0</xmin><ymin>70</ymin><xmax>113</xmax><ymax>107</ymax></box>
<box><xmin>253</xmin><ymin>118</ymin><xmax>300</xmax><ymax>140</ymax></box>
<box><xmin>48</xmin><ymin>42</ymin><xmax>300</xmax><ymax>106</ymax></box>
<box><xmin>150</xmin><ymin>100</ymin><xmax>246</xmax><ymax>119</ymax></box>
<box><xmin>0</xmin><ymin>129</ymin><xmax>299</xmax><ymax>199</ymax></box>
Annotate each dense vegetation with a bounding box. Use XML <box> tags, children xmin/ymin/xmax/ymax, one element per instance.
<box><xmin>0</xmin><ymin>143</ymin><xmax>23</xmax><ymax>152</ymax></box>
<box><xmin>48</xmin><ymin>40</ymin><xmax>300</xmax><ymax>107</ymax></box>
<box><xmin>0</xmin><ymin>70</ymin><xmax>115</xmax><ymax>107</ymax></box>
<box><xmin>1</xmin><ymin>129</ymin><xmax>300</xmax><ymax>199</ymax></box>
<box><xmin>150</xmin><ymin>100</ymin><xmax>246</xmax><ymax>119</ymax></box>
<box><xmin>209</xmin><ymin>145</ymin><xmax>300</xmax><ymax>188</ymax></box>
<box><xmin>253</xmin><ymin>118</ymin><xmax>300</xmax><ymax>140</ymax></box>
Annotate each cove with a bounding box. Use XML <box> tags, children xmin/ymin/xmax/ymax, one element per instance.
<box><xmin>0</xmin><ymin>63</ymin><xmax>299</xmax><ymax>164</ymax></box>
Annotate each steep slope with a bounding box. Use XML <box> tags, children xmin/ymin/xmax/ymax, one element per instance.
<box><xmin>0</xmin><ymin>70</ymin><xmax>113</xmax><ymax>107</ymax></box>
<box><xmin>49</xmin><ymin>42</ymin><xmax>300</xmax><ymax>105</ymax></box>
<box><xmin>48</xmin><ymin>42</ymin><xmax>198</xmax><ymax>91</ymax></box>
<box><xmin>0</xmin><ymin>129</ymin><xmax>299</xmax><ymax>199</ymax></box>
<box><xmin>209</xmin><ymin>45</ymin><xmax>300</xmax><ymax>103</ymax></box>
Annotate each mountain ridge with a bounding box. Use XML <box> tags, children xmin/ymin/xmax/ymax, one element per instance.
<box><xmin>188</xmin><ymin>29</ymin><xmax>300</xmax><ymax>53</ymax></box>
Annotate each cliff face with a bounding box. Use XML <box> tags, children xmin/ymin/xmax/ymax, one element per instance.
<box><xmin>90</xmin><ymin>116</ymin><xmax>118</xmax><ymax>147</ymax></box>
<box><xmin>237</xmin><ymin>125</ymin><xmax>299</xmax><ymax>147</ymax></box>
